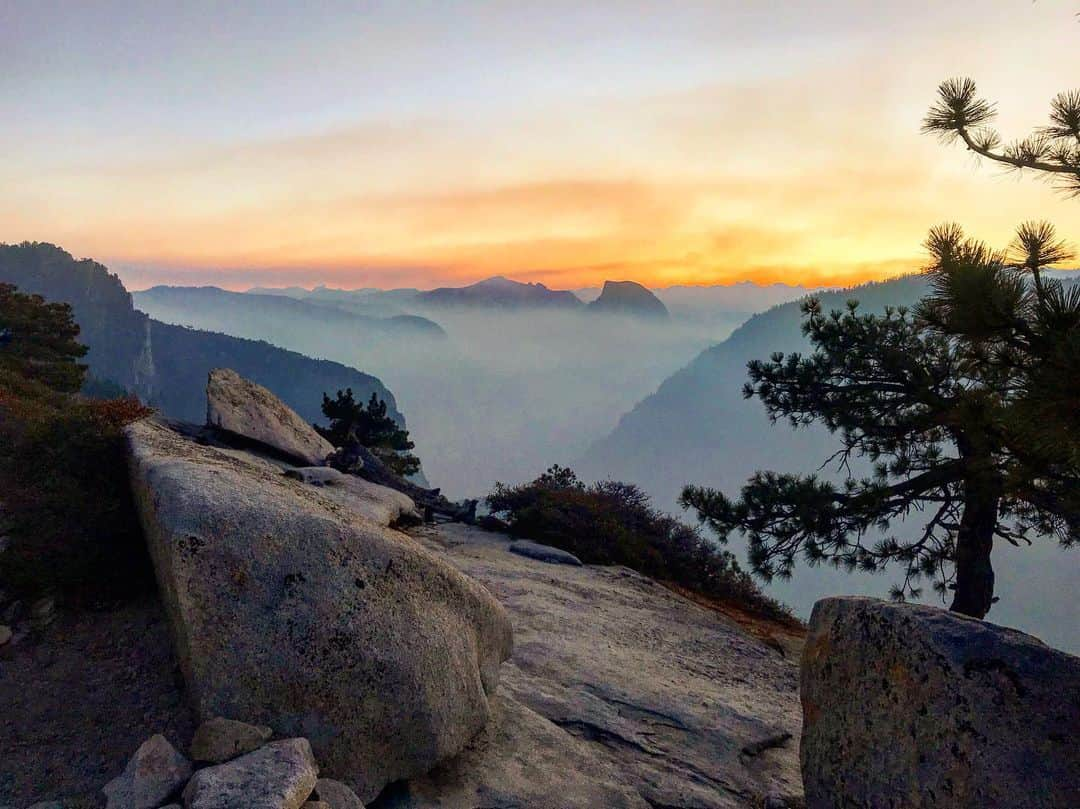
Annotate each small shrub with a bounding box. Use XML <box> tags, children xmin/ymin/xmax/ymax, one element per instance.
<box><xmin>487</xmin><ymin>466</ymin><xmax>795</xmax><ymax>624</ymax></box>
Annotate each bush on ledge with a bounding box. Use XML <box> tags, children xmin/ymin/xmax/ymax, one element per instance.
<box><xmin>487</xmin><ymin>465</ymin><xmax>796</xmax><ymax>625</ymax></box>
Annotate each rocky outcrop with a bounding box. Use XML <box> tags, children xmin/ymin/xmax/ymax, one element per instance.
<box><xmin>800</xmin><ymin>597</ymin><xmax>1080</xmax><ymax>809</ymax></box>
<box><xmin>184</xmin><ymin>739</ymin><xmax>318</xmax><ymax>809</ymax></box>
<box><xmin>587</xmin><ymin>280</ymin><xmax>669</xmax><ymax>319</ymax></box>
<box><xmin>508</xmin><ymin>539</ymin><xmax>583</xmax><ymax>566</ymax></box>
<box><xmin>314</xmin><ymin>778</ymin><xmax>366</xmax><ymax>809</ymax></box>
<box><xmin>206</xmin><ymin>368</ymin><xmax>335</xmax><ymax>465</ymax></box>
<box><xmin>102</xmin><ymin>734</ymin><xmax>192</xmax><ymax>809</ymax></box>
<box><xmin>379</xmin><ymin>693</ymin><xmax>648</xmax><ymax>808</ymax></box>
<box><xmin>282</xmin><ymin>466</ymin><xmax>420</xmax><ymax>526</ymax></box>
<box><xmin>102</xmin><ymin>732</ymin><xmax>364</xmax><ymax>809</ymax></box>
<box><xmin>190</xmin><ymin>717</ymin><xmax>274</xmax><ymax>764</ymax></box>
<box><xmin>408</xmin><ymin>523</ymin><xmax>805</xmax><ymax>808</ymax></box>
<box><xmin>125</xmin><ymin>418</ymin><xmax>513</xmax><ymax>801</ymax></box>
<box><xmin>325</xmin><ymin>441</ymin><xmax>475</xmax><ymax>524</ymax></box>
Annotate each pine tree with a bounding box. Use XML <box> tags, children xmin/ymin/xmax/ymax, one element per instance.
<box><xmin>317</xmin><ymin>388</ymin><xmax>420</xmax><ymax>477</ymax></box>
<box><xmin>923</xmin><ymin>78</ymin><xmax>1080</xmax><ymax>196</ymax></box>
<box><xmin>680</xmin><ymin>226</ymin><xmax>1078</xmax><ymax>618</ymax></box>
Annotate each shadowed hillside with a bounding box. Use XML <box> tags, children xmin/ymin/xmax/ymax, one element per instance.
<box><xmin>0</xmin><ymin>243</ymin><xmax>403</xmax><ymax>427</ymax></box>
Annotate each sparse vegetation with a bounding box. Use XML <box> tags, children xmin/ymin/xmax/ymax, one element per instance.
<box><xmin>487</xmin><ymin>465</ymin><xmax>796</xmax><ymax>625</ymax></box>
<box><xmin>0</xmin><ymin>283</ymin><xmax>153</xmax><ymax>604</ymax></box>
<box><xmin>317</xmin><ymin>388</ymin><xmax>421</xmax><ymax>477</ymax></box>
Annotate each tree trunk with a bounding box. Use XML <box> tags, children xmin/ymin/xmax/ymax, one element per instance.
<box><xmin>950</xmin><ymin>481</ymin><xmax>999</xmax><ymax>619</ymax></box>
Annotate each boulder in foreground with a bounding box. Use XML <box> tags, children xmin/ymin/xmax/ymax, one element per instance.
<box><xmin>206</xmin><ymin>367</ymin><xmax>335</xmax><ymax>465</ymax></box>
<box><xmin>313</xmin><ymin>778</ymin><xmax>365</xmax><ymax>809</ymax></box>
<box><xmin>126</xmin><ymin>418</ymin><xmax>513</xmax><ymax>801</ymax></box>
<box><xmin>801</xmin><ymin>597</ymin><xmax>1080</xmax><ymax>809</ymax></box>
<box><xmin>183</xmin><ymin>738</ymin><xmax>317</xmax><ymax>809</ymax></box>
<box><xmin>103</xmin><ymin>733</ymin><xmax>192</xmax><ymax>809</ymax></box>
<box><xmin>190</xmin><ymin>716</ymin><xmax>273</xmax><ymax>763</ymax></box>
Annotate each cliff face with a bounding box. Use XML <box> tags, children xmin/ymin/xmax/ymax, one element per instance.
<box><xmin>0</xmin><ymin>241</ymin><xmax>147</xmax><ymax>390</ymax></box>
<box><xmin>587</xmin><ymin>280</ymin><xmax>670</xmax><ymax>319</ymax></box>
<box><xmin>0</xmin><ymin>242</ymin><xmax>404</xmax><ymax>427</ymax></box>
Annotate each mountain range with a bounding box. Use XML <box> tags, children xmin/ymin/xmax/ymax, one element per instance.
<box><xmin>250</xmin><ymin>276</ymin><xmax>674</xmax><ymax>321</ymax></box>
<box><xmin>0</xmin><ymin>243</ymin><xmax>403</xmax><ymax>428</ymax></box>
<box><xmin>415</xmin><ymin>276</ymin><xmax>583</xmax><ymax>310</ymax></box>
<box><xmin>135</xmin><ymin>286</ymin><xmax>447</xmax><ymax>343</ymax></box>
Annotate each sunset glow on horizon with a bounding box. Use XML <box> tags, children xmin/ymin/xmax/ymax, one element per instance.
<box><xmin>3</xmin><ymin>2</ymin><xmax>1079</xmax><ymax>292</ymax></box>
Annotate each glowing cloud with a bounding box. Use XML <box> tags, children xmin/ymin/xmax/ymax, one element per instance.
<box><xmin>2</xmin><ymin>2</ymin><xmax>1078</xmax><ymax>290</ymax></box>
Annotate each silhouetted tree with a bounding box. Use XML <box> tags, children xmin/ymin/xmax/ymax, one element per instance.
<box><xmin>923</xmin><ymin>78</ymin><xmax>1080</xmax><ymax>196</ymax></box>
<box><xmin>681</xmin><ymin>225</ymin><xmax>1079</xmax><ymax>619</ymax></box>
<box><xmin>317</xmin><ymin>388</ymin><xmax>420</xmax><ymax>477</ymax></box>
<box><xmin>0</xmin><ymin>282</ymin><xmax>87</xmax><ymax>393</ymax></box>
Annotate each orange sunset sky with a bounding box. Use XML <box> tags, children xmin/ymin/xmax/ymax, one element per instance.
<box><xmin>3</xmin><ymin>2</ymin><xmax>1079</xmax><ymax>291</ymax></box>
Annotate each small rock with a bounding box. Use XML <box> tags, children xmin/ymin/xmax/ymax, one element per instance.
<box><xmin>0</xmin><ymin>534</ymin><xmax>9</xmax><ymax>553</ymax></box>
<box><xmin>191</xmin><ymin>716</ymin><xmax>273</xmax><ymax>763</ymax></box>
<box><xmin>314</xmin><ymin>778</ymin><xmax>365</xmax><ymax>809</ymax></box>
<box><xmin>183</xmin><ymin>738</ymin><xmax>318</xmax><ymax>809</ymax></box>
<box><xmin>29</xmin><ymin>596</ymin><xmax>56</xmax><ymax>629</ymax></box>
<box><xmin>0</xmin><ymin>625</ymin><xmax>11</xmax><ymax>646</ymax></box>
<box><xmin>28</xmin><ymin>802</ymin><xmax>65</xmax><ymax>809</ymax></box>
<box><xmin>103</xmin><ymin>734</ymin><xmax>192</xmax><ymax>809</ymax></box>
<box><xmin>508</xmin><ymin>539</ymin><xmax>583</xmax><ymax>566</ymax></box>
<box><xmin>284</xmin><ymin>467</ymin><xmax>346</xmax><ymax>487</ymax></box>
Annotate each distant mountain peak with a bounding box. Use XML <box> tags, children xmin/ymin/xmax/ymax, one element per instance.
<box><xmin>588</xmin><ymin>280</ymin><xmax>669</xmax><ymax>319</ymax></box>
<box><xmin>416</xmin><ymin>276</ymin><xmax>582</xmax><ymax>309</ymax></box>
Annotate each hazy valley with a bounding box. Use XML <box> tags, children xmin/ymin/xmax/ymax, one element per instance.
<box><xmin>134</xmin><ymin>278</ymin><xmax>757</xmax><ymax>500</ymax></box>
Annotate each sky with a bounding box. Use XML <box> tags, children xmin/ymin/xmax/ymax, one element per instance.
<box><xmin>2</xmin><ymin>1</ymin><xmax>1079</xmax><ymax>291</ymax></box>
